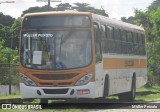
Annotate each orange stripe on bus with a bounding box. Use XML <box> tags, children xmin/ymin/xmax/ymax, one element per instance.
<box><xmin>103</xmin><ymin>57</ymin><xmax>147</xmax><ymax>69</ymax></box>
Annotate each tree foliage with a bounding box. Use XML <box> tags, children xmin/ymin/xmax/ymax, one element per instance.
<box><xmin>21</xmin><ymin>3</ymin><xmax>108</xmax><ymax>17</ymax></box>
<box><xmin>121</xmin><ymin>16</ymin><xmax>135</xmax><ymax>24</ymax></box>
<box><xmin>134</xmin><ymin>0</ymin><xmax>160</xmax><ymax>86</ymax></box>
<box><xmin>0</xmin><ymin>12</ymin><xmax>15</xmax><ymax>26</ymax></box>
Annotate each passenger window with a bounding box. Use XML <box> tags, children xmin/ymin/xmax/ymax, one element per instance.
<box><xmin>101</xmin><ymin>25</ymin><xmax>106</xmax><ymax>39</ymax></box>
<box><xmin>106</xmin><ymin>25</ymin><xmax>114</xmax><ymax>40</ymax></box>
<box><xmin>133</xmin><ymin>33</ymin><xmax>138</xmax><ymax>43</ymax></box>
<box><xmin>114</xmin><ymin>28</ymin><xmax>121</xmax><ymax>40</ymax></box>
<box><xmin>141</xmin><ymin>34</ymin><xmax>145</xmax><ymax>44</ymax></box>
<box><xmin>127</xmin><ymin>31</ymin><xmax>133</xmax><ymax>42</ymax></box>
<box><xmin>138</xmin><ymin>34</ymin><xmax>143</xmax><ymax>44</ymax></box>
<box><xmin>121</xmin><ymin>30</ymin><xmax>127</xmax><ymax>41</ymax></box>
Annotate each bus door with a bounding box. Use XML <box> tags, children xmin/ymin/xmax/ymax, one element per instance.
<box><xmin>94</xmin><ymin>23</ymin><xmax>104</xmax><ymax>97</ymax></box>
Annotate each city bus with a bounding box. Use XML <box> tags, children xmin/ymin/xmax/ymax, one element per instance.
<box><xmin>19</xmin><ymin>11</ymin><xmax>147</xmax><ymax>103</ymax></box>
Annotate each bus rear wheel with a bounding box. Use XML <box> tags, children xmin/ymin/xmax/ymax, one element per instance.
<box><xmin>103</xmin><ymin>76</ymin><xmax>109</xmax><ymax>98</ymax></box>
<box><xmin>119</xmin><ymin>77</ymin><xmax>136</xmax><ymax>102</ymax></box>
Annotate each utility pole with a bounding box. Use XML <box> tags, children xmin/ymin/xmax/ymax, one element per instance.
<box><xmin>48</xmin><ymin>0</ymin><xmax>50</xmax><ymax>9</ymax></box>
<box><xmin>37</xmin><ymin>0</ymin><xmax>61</xmax><ymax>10</ymax></box>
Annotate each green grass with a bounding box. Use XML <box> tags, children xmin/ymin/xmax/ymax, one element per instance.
<box><xmin>136</xmin><ymin>93</ymin><xmax>160</xmax><ymax>101</ymax></box>
<box><xmin>107</xmin><ymin>96</ymin><xmax>118</xmax><ymax>100</ymax></box>
<box><xmin>136</xmin><ymin>85</ymin><xmax>160</xmax><ymax>101</ymax></box>
<box><xmin>137</xmin><ymin>85</ymin><xmax>160</xmax><ymax>92</ymax></box>
<box><xmin>107</xmin><ymin>86</ymin><xmax>160</xmax><ymax>101</ymax></box>
<box><xmin>0</xmin><ymin>93</ymin><xmax>20</xmax><ymax>99</ymax></box>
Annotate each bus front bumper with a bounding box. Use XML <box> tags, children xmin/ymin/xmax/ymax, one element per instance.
<box><xmin>20</xmin><ymin>82</ymin><xmax>95</xmax><ymax>99</ymax></box>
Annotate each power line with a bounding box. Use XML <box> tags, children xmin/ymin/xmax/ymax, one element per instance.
<box><xmin>0</xmin><ymin>1</ymin><xmax>15</xmax><ymax>4</ymax></box>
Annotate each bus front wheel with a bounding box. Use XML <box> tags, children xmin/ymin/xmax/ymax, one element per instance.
<box><xmin>40</xmin><ymin>99</ymin><xmax>48</xmax><ymax>104</ymax></box>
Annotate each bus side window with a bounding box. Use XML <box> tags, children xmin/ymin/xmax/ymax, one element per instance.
<box><xmin>133</xmin><ymin>33</ymin><xmax>139</xmax><ymax>55</ymax></box>
<box><xmin>114</xmin><ymin>28</ymin><xmax>121</xmax><ymax>54</ymax></box>
<box><xmin>127</xmin><ymin>31</ymin><xmax>133</xmax><ymax>54</ymax></box>
<box><xmin>138</xmin><ymin>33</ymin><xmax>143</xmax><ymax>44</ymax></box>
<box><xmin>142</xmin><ymin>34</ymin><xmax>146</xmax><ymax>55</ymax></box>
<box><xmin>121</xmin><ymin>29</ymin><xmax>127</xmax><ymax>42</ymax></box>
<box><xmin>101</xmin><ymin>25</ymin><xmax>106</xmax><ymax>39</ymax></box>
<box><xmin>138</xmin><ymin>33</ymin><xmax>145</xmax><ymax>55</ymax></box>
<box><xmin>106</xmin><ymin>25</ymin><xmax>114</xmax><ymax>39</ymax></box>
<box><xmin>105</xmin><ymin>25</ymin><xmax>115</xmax><ymax>53</ymax></box>
<box><xmin>114</xmin><ymin>28</ymin><xmax>121</xmax><ymax>40</ymax></box>
<box><xmin>127</xmin><ymin>31</ymin><xmax>133</xmax><ymax>42</ymax></box>
<box><xmin>141</xmin><ymin>34</ymin><xmax>145</xmax><ymax>44</ymax></box>
<box><xmin>120</xmin><ymin>29</ymin><xmax>127</xmax><ymax>54</ymax></box>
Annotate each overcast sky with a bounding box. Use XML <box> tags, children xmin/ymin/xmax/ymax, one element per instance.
<box><xmin>0</xmin><ymin>0</ymin><xmax>154</xmax><ymax>19</ymax></box>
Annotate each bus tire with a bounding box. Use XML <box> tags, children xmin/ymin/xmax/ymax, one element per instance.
<box><xmin>128</xmin><ymin>76</ymin><xmax>136</xmax><ymax>102</ymax></box>
<box><xmin>40</xmin><ymin>98</ymin><xmax>48</xmax><ymax>104</ymax></box>
<box><xmin>94</xmin><ymin>75</ymin><xmax>109</xmax><ymax>103</ymax></box>
<box><xmin>119</xmin><ymin>76</ymin><xmax>136</xmax><ymax>102</ymax></box>
<box><xmin>103</xmin><ymin>75</ymin><xmax>109</xmax><ymax>98</ymax></box>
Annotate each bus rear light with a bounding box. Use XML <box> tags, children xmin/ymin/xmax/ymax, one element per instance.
<box><xmin>77</xmin><ymin>89</ymin><xmax>90</xmax><ymax>95</ymax></box>
<box><xmin>20</xmin><ymin>73</ymin><xmax>36</xmax><ymax>86</ymax></box>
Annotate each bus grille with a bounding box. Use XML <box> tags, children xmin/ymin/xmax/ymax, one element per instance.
<box><xmin>43</xmin><ymin>88</ymin><xmax>69</xmax><ymax>94</ymax></box>
<box><xmin>39</xmin><ymin>82</ymin><xmax>72</xmax><ymax>86</ymax></box>
<box><xmin>32</xmin><ymin>73</ymin><xmax>78</xmax><ymax>80</ymax></box>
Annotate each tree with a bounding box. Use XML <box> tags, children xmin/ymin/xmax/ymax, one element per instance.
<box><xmin>95</xmin><ymin>7</ymin><xmax>109</xmax><ymax>17</ymax></box>
<box><xmin>121</xmin><ymin>16</ymin><xmax>135</xmax><ymax>24</ymax></box>
<box><xmin>0</xmin><ymin>12</ymin><xmax>15</xmax><ymax>26</ymax></box>
<box><xmin>10</xmin><ymin>18</ymin><xmax>22</xmax><ymax>49</ymax></box>
<box><xmin>134</xmin><ymin>0</ymin><xmax>160</xmax><ymax>86</ymax></box>
<box><xmin>0</xmin><ymin>40</ymin><xmax>19</xmax><ymax>85</ymax></box>
<box><xmin>73</xmin><ymin>3</ymin><xmax>108</xmax><ymax>17</ymax></box>
<box><xmin>21</xmin><ymin>5</ymin><xmax>56</xmax><ymax>17</ymax></box>
<box><xmin>0</xmin><ymin>24</ymin><xmax>11</xmax><ymax>48</ymax></box>
<box><xmin>56</xmin><ymin>3</ymin><xmax>72</xmax><ymax>11</ymax></box>
<box><xmin>21</xmin><ymin>3</ymin><xmax>109</xmax><ymax>17</ymax></box>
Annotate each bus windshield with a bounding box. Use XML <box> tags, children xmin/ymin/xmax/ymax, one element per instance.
<box><xmin>21</xmin><ymin>30</ymin><xmax>92</xmax><ymax>70</ymax></box>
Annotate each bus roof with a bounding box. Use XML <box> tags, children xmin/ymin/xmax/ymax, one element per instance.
<box><xmin>23</xmin><ymin>11</ymin><xmax>92</xmax><ymax>17</ymax></box>
<box><xmin>92</xmin><ymin>13</ymin><xmax>144</xmax><ymax>33</ymax></box>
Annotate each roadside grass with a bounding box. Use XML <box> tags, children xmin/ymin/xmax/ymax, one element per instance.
<box><xmin>0</xmin><ymin>93</ymin><xmax>20</xmax><ymax>99</ymax></box>
<box><xmin>136</xmin><ymin>85</ymin><xmax>160</xmax><ymax>101</ymax></box>
<box><xmin>107</xmin><ymin>85</ymin><xmax>160</xmax><ymax>101</ymax></box>
<box><xmin>136</xmin><ymin>93</ymin><xmax>160</xmax><ymax>101</ymax></box>
<box><xmin>137</xmin><ymin>85</ymin><xmax>160</xmax><ymax>92</ymax></box>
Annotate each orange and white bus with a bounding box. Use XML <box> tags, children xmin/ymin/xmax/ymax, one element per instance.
<box><xmin>19</xmin><ymin>11</ymin><xmax>147</xmax><ymax>103</ymax></box>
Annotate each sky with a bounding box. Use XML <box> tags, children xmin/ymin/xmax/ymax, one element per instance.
<box><xmin>0</xmin><ymin>0</ymin><xmax>154</xmax><ymax>19</ymax></box>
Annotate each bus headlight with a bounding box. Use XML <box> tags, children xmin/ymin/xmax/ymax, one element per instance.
<box><xmin>75</xmin><ymin>73</ymin><xmax>94</xmax><ymax>86</ymax></box>
<box><xmin>20</xmin><ymin>73</ymin><xmax>36</xmax><ymax>86</ymax></box>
